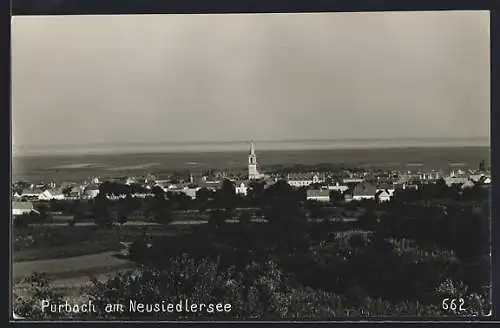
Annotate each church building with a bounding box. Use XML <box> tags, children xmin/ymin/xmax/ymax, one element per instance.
<box><xmin>248</xmin><ymin>142</ymin><xmax>261</xmax><ymax>180</ymax></box>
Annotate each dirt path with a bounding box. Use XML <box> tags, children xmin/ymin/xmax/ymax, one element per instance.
<box><xmin>13</xmin><ymin>251</ymin><xmax>134</xmax><ymax>281</ymax></box>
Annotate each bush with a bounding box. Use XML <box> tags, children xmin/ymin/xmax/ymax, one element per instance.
<box><xmin>13</xmin><ymin>273</ymin><xmax>65</xmax><ymax>320</ymax></box>
<box><xmin>128</xmin><ymin>239</ymin><xmax>150</xmax><ymax>263</ymax></box>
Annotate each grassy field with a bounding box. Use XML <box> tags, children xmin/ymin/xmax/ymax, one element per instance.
<box><xmin>13</xmin><ymin>240</ymin><xmax>123</xmax><ymax>262</ymax></box>
<box><xmin>13</xmin><ymin>251</ymin><xmax>134</xmax><ymax>280</ymax></box>
<box><xmin>13</xmin><ymin>224</ymin><xmax>195</xmax><ymax>262</ymax></box>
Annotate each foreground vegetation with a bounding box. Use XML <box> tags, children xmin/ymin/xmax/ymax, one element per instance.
<box><xmin>13</xmin><ymin>179</ymin><xmax>491</xmax><ymax>319</ymax></box>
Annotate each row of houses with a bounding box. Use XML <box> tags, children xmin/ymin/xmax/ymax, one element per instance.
<box><xmin>306</xmin><ymin>182</ymin><xmax>396</xmax><ymax>203</ymax></box>
<box><xmin>304</xmin><ymin>173</ymin><xmax>491</xmax><ymax>203</ymax></box>
<box><xmin>13</xmin><ymin>185</ymin><xmax>100</xmax><ymax>201</ymax></box>
<box><xmin>12</xmin><ymin>168</ymin><xmax>491</xmax><ymax>203</ymax></box>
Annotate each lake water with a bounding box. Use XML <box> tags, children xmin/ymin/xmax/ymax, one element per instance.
<box><xmin>11</xmin><ymin>140</ymin><xmax>490</xmax><ymax>182</ymax></box>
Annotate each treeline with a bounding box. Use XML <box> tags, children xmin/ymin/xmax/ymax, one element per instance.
<box><xmin>15</xmin><ymin>222</ymin><xmax>490</xmax><ymax>320</ymax></box>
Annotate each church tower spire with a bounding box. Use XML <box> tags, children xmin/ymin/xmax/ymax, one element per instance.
<box><xmin>248</xmin><ymin>141</ymin><xmax>259</xmax><ymax>180</ymax></box>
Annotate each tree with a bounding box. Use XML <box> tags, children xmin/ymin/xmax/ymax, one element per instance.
<box><xmin>307</xmin><ymin>201</ymin><xmax>329</xmax><ymax>220</ymax></box>
<box><xmin>72</xmin><ymin>200</ymin><xmax>87</xmax><ymax>224</ymax></box>
<box><xmin>215</xmin><ymin>179</ymin><xmax>237</xmax><ymax>210</ymax></box>
<box><xmin>479</xmin><ymin>159</ymin><xmax>486</xmax><ymax>172</ymax></box>
<box><xmin>239</xmin><ymin>211</ymin><xmax>252</xmax><ymax>225</ymax></box>
<box><xmin>13</xmin><ymin>214</ymin><xmax>31</xmax><ymax>228</ymax></box>
<box><xmin>247</xmin><ymin>181</ymin><xmax>265</xmax><ymax>205</ymax></box>
<box><xmin>208</xmin><ymin>209</ymin><xmax>227</xmax><ymax>229</ymax></box>
<box><xmin>358</xmin><ymin>210</ymin><xmax>378</xmax><ymax>230</ymax></box>
<box><xmin>329</xmin><ymin>190</ymin><xmax>343</xmax><ymax>203</ymax></box>
<box><xmin>62</xmin><ymin>186</ymin><xmax>72</xmax><ymax>197</ymax></box>
<box><xmin>118</xmin><ymin>215</ymin><xmax>127</xmax><ymax>226</ymax></box>
<box><xmin>262</xmin><ymin>180</ymin><xmax>304</xmax><ymax>225</ymax></box>
<box><xmin>117</xmin><ymin>213</ymin><xmax>128</xmax><ymax>238</ymax></box>
<box><xmin>148</xmin><ymin>190</ymin><xmax>173</xmax><ymax>224</ymax></box>
<box><xmin>14</xmin><ymin>273</ymin><xmax>65</xmax><ymax>320</ymax></box>
<box><xmin>36</xmin><ymin>204</ymin><xmax>50</xmax><ymax>224</ymax></box>
<box><xmin>196</xmin><ymin>187</ymin><xmax>212</xmax><ymax>203</ymax></box>
<box><xmin>151</xmin><ymin>186</ymin><xmax>165</xmax><ymax>200</ymax></box>
<box><xmin>92</xmin><ymin>194</ymin><xmax>114</xmax><ymax>229</ymax></box>
<box><xmin>128</xmin><ymin>238</ymin><xmax>150</xmax><ymax>264</ymax></box>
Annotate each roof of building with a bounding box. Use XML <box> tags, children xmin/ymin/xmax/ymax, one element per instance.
<box><xmin>307</xmin><ymin>189</ymin><xmax>330</xmax><ymax>197</ymax></box>
<box><xmin>461</xmin><ymin>180</ymin><xmax>476</xmax><ymax>188</ymax></box>
<box><xmin>84</xmin><ymin>184</ymin><xmax>100</xmax><ymax>191</ymax></box>
<box><xmin>44</xmin><ymin>188</ymin><xmax>65</xmax><ymax>195</ymax></box>
<box><xmin>353</xmin><ymin>183</ymin><xmax>377</xmax><ymax>196</ymax></box>
<box><xmin>12</xmin><ymin>201</ymin><xmax>34</xmax><ymax>210</ymax></box>
<box><xmin>21</xmin><ymin>188</ymin><xmax>45</xmax><ymax>195</ymax></box>
<box><xmin>377</xmin><ymin>190</ymin><xmax>392</xmax><ymax>197</ymax></box>
<box><xmin>444</xmin><ymin>177</ymin><xmax>469</xmax><ymax>185</ymax></box>
<box><xmin>288</xmin><ymin>173</ymin><xmax>324</xmax><ymax>181</ymax></box>
<box><xmin>376</xmin><ymin>183</ymin><xmax>395</xmax><ymax>190</ymax></box>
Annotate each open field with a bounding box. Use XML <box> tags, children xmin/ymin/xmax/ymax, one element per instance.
<box><xmin>13</xmin><ymin>251</ymin><xmax>133</xmax><ymax>281</ymax></box>
<box><xmin>13</xmin><ymin>240</ymin><xmax>123</xmax><ymax>262</ymax></box>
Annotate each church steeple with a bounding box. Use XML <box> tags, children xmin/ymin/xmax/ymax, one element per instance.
<box><xmin>248</xmin><ymin>141</ymin><xmax>259</xmax><ymax>180</ymax></box>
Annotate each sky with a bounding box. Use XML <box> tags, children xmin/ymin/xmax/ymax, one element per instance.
<box><xmin>11</xmin><ymin>11</ymin><xmax>490</xmax><ymax>153</ymax></box>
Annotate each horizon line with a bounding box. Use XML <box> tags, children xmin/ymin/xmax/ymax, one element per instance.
<box><xmin>12</xmin><ymin>143</ymin><xmax>490</xmax><ymax>158</ymax></box>
<box><xmin>12</xmin><ymin>136</ymin><xmax>490</xmax><ymax>149</ymax></box>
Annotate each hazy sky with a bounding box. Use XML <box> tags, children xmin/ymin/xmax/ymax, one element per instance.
<box><xmin>12</xmin><ymin>11</ymin><xmax>490</xmax><ymax>150</ymax></box>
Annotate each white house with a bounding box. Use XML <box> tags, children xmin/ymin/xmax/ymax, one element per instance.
<box><xmin>419</xmin><ymin>172</ymin><xmax>441</xmax><ymax>181</ymax></box>
<box><xmin>287</xmin><ymin>173</ymin><xmax>325</xmax><ymax>188</ymax></box>
<box><xmin>83</xmin><ymin>184</ymin><xmax>100</xmax><ymax>199</ymax></box>
<box><xmin>376</xmin><ymin>184</ymin><xmax>395</xmax><ymax>197</ymax></box>
<box><xmin>67</xmin><ymin>186</ymin><xmax>82</xmax><ymax>198</ymax></box>
<box><xmin>461</xmin><ymin>180</ymin><xmax>476</xmax><ymax>189</ymax></box>
<box><xmin>38</xmin><ymin>189</ymin><xmax>65</xmax><ymax>200</ymax></box>
<box><xmin>377</xmin><ymin>190</ymin><xmax>392</xmax><ymax>202</ymax></box>
<box><xmin>199</xmin><ymin>179</ymin><xmax>221</xmax><ymax>192</ymax></box>
<box><xmin>328</xmin><ymin>182</ymin><xmax>349</xmax><ymax>194</ymax></box>
<box><xmin>468</xmin><ymin>174</ymin><xmax>484</xmax><ymax>183</ymax></box>
<box><xmin>306</xmin><ymin>189</ymin><xmax>330</xmax><ymax>202</ymax></box>
<box><xmin>125</xmin><ymin>177</ymin><xmax>137</xmax><ymax>185</ymax></box>
<box><xmin>182</xmin><ymin>187</ymin><xmax>200</xmax><ymax>200</ymax></box>
<box><xmin>235</xmin><ymin>182</ymin><xmax>248</xmax><ymax>196</ymax></box>
<box><xmin>444</xmin><ymin>177</ymin><xmax>469</xmax><ymax>187</ymax></box>
<box><xmin>15</xmin><ymin>189</ymin><xmax>44</xmax><ymax>199</ymax></box>
<box><xmin>131</xmin><ymin>192</ymin><xmax>155</xmax><ymax>198</ymax></box>
<box><xmin>12</xmin><ymin>201</ymin><xmax>39</xmax><ymax>216</ymax></box>
<box><xmin>343</xmin><ymin>178</ymin><xmax>365</xmax><ymax>184</ymax></box>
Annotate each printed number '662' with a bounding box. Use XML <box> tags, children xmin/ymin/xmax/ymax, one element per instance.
<box><xmin>442</xmin><ymin>298</ymin><xmax>465</xmax><ymax>311</ymax></box>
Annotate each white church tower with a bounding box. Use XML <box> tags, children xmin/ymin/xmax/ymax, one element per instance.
<box><xmin>248</xmin><ymin>142</ymin><xmax>260</xmax><ymax>180</ymax></box>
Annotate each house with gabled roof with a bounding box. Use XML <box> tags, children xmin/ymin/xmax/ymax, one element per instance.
<box><xmin>83</xmin><ymin>184</ymin><xmax>100</xmax><ymax>199</ymax></box>
<box><xmin>38</xmin><ymin>188</ymin><xmax>66</xmax><ymax>200</ymax></box>
<box><xmin>307</xmin><ymin>189</ymin><xmax>330</xmax><ymax>202</ymax></box>
<box><xmin>12</xmin><ymin>201</ymin><xmax>40</xmax><ymax>216</ymax></box>
<box><xmin>352</xmin><ymin>183</ymin><xmax>377</xmax><ymax>201</ymax></box>
<box><xmin>376</xmin><ymin>190</ymin><xmax>392</xmax><ymax>202</ymax></box>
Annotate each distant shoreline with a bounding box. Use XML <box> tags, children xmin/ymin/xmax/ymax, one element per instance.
<box><xmin>12</xmin><ymin>144</ymin><xmax>490</xmax><ymax>159</ymax></box>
